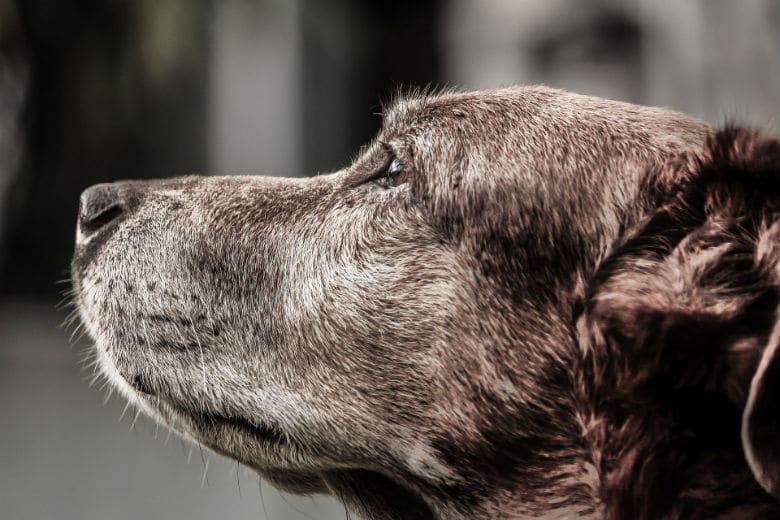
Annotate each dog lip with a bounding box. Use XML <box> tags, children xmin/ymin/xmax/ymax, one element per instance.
<box><xmin>197</xmin><ymin>412</ymin><xmax>287</xmax><ymax>444</ymax></box>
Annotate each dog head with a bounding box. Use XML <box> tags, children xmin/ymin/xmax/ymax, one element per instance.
<box><xmin>71</xmin><ymin>86</ymin><xmax>780</xmax><ymax>519</ymax></box>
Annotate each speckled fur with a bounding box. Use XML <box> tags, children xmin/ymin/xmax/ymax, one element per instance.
<box><xmin>72</xmin><ymin>86</ymin><xmax>780</xmax><ymax>519</ymax></box>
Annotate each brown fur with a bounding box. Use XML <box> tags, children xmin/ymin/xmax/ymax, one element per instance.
<box><xmin>71</xmin><ymin>86</ymin><xmax>780</xmax><ymax>519</ymax></box>
<box><xmin>578</xmin><ymin>128</ymin><xmax>780</xmax><ymax>519</ymax></box>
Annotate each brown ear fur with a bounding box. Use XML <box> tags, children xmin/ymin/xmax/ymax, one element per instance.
<box><xmin>579</xmin><ymin>128</ymin><xmax>780</xmax><ymax>519</ymax></box>
<box><xmin>744</xmin><ymin>316</ymin><xmax>780</xmax><ymax>499</ymax></box>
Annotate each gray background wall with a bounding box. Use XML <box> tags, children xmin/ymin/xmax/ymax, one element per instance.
<box><xmin>1</xmin><ymin>1</ymin><xmax>779</xmax><ymax>518</ymax></box>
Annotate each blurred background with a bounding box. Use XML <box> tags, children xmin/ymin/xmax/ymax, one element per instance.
<box><xmin>1</xmin><ymin>0</ymin><xmax>779</xmax><ymax>518</ymax></box>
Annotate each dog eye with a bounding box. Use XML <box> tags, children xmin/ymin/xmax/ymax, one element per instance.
<box><xmin>374</xmin><ymin>158</ymin><xmax>408</xmax><ymax>189</ymax></box>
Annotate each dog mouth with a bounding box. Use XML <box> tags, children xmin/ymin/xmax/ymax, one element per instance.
<box><xmin>195</xmin><ymin>411</ymin><xmax>287</xmax><ymax>445</ymax></box>
<box><xmin>127</xmin><ymin>373</ymin><xmax>287</xmax><ymax>446</ymax></box>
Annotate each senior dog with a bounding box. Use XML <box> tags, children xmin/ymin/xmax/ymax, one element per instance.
<box><xmin>72</xmin><ymin>86</ymin><xmax>780</xmax><ymax>519</ymax></box>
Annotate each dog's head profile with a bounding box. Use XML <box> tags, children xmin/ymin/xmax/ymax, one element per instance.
<box><xmin>72</xmin><ymin>86</ymin><xmax>780</xmax><ymax>519</ymax></box>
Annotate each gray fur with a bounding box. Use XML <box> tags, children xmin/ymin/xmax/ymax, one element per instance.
<box><xmin>72</xmin><ymin>86</ymin><xmax>780</xmax><ymax>518</ymax></box>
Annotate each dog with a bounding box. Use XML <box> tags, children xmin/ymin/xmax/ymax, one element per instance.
<box><xmin>71</xmin><ymin>86</ymin><xmax>780</xmax><ymax>519</ymax></box>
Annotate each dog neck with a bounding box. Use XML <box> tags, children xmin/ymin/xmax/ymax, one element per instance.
<box><xmin>327</xmin><ymin>457</ymin><xmax>603</xmax><ymax>520</ymax></box>
<box><xmin>573</xmin><ymin>325</ymin><xmax>780</xmax><ymax>519</ymax></box>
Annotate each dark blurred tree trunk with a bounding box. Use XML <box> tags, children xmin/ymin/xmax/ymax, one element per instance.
<box><xmin>300</xmin><ymin>0</ymin><xmax>442</xmax><ymax>174</ymax></box>
<box><xmin>0</xmin><ymin>0</ymin><xmax>212</xmax><ymax>297</ymax></box>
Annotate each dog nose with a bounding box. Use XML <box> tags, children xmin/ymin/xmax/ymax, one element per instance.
<box><xmin>78</xmin><ymin>183</ymin><xmax>124</xmax><ymax>235</ymax></box>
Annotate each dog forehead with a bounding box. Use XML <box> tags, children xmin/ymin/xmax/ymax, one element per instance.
<box><xmin>382</xmin><ymin>86</ymin><xmax>709</xmax><ymax>145</ymax></box>
<box><xmin>381</xmin><ymin>86</ymin><xmax>596</xmax><ymax>135</ymax></box>
<box><xmin>381</xmin><ymin>88</ymin><xmax>506</xmax><ymax>137</ymax></box>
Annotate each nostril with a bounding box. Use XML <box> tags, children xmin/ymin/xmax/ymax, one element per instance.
<box><xmin>79</xmin><ymin>183</ymin><xmax>124</xmax><ymax>234</ymax></box>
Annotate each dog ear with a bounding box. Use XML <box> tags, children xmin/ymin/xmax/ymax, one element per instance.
<box><xmin>580</xmin><ymin>128</ymin><xmax>780</xmax><ymax>511</ymax></box>
<box><xmin>744</xmin><ymin>319</ymin><xmax>780</xmax><ymax>498</ymax></box>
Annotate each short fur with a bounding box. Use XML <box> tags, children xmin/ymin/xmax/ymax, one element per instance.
<box><xmin>71</xmin><ymin>86</ymin><xmax>780</xmax><ymax>519</ymax></box>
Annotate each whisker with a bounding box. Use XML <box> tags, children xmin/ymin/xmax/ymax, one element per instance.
<box><xmin>200</xmin><ymin>453</ymin><xmax>210</xmax><ymax>488</ymax></box>
<box><xmin>198</xmin><ymin>445</ymin><xmax>210</xmax><ymax>487</ymax></box>
<box><xmin>258</xmin><ymin>480</ymin><xmax>270</xmax><ymax>520</ymax></box>
<box><xmin>119</xmin><ymin>400</ymin><xmax>132</xmax><ymax>422</ymax></box>
<box><xmin>234</xmin><ymin>461</ymin><xmax>242</xmax><ymax>499</ymax></box>
<box><xmin>130</xmin><ymin>407</ymin><xmax>141</xmax><ymax>432</ymax></box>
<box><xmin>279</xmin><ymin>492</ymin><xmax>319</xmax><ymax>520</ymax></box>
<box><xmin>103</xmin><ymin>385</ymin><xmax>116</xmax><ymax>405</ymax></box>
<box><xmin>68</xmin><ymin>322</ymin><xmax>87</xmax><ymax>344</ymax></box>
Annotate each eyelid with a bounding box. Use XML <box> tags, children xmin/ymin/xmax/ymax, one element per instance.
<box><xmin>362</xmin><ymin>148</ymin><xmax>396</xmax><ymax>184</ymax></box>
